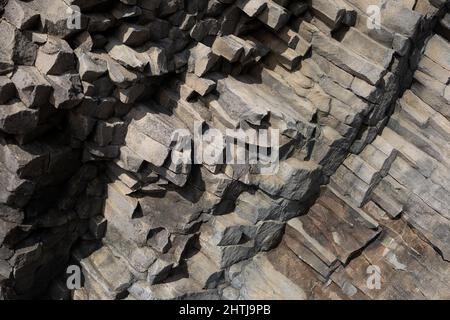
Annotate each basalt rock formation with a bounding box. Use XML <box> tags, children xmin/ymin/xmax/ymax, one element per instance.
<box><xmin>0</xmin><ymin>0</ymin><xmax>449</xmax><ymax>300</ymax></box>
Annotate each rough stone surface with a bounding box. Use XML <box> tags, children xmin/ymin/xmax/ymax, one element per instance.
<box><xmin>0</xmin><ymin>0</ymin><xmax>449</xmax><ymax>301</ymax></box>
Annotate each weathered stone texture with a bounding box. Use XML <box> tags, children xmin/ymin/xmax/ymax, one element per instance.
<box><xmin>0</xmin><ymin>0</ymin><xmax>449</xmax><ymax>300</ymax></box>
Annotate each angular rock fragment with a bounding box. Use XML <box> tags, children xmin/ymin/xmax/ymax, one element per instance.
<box><xmin>188</xmin><ymin>43</ymin><xmax>220</xmax><ymax>77</ymax></box>
<box><xmin>106</xmin><ymin>39</ymin><xmax>149</xmax><ymax>71</ymax></box>
<box><xmin>309</xmin><ymin>0</ymin><xmax>356</xmax><ymax>30</ymax></box>
<box><xmin>105</xmin><ymin>55</ymin><xmax>140</xmax><ymax>88</ymax></box>
<box><xmin>0</xmin><ymin>20</ymin><xmax>39</xmax><ymax>74</ymax></box>
<box><xmin>116</xmin><ymin>24</ymin><xmax>150</xmax><ymax>47</ymax></box>
<box><xmin>46</xmin><ymin>73</ymin><xmax>84</xmax><ymax>109</ymax></box>
<box><xmin>144</xmin><ymin>46</ymin><xmax>168</xmax><ymax>76</ymax></box>
<box><xmin>237</xmin><ymin>0</ymin><xmax>268</xmax><ymax>18</ymax></box>
<box><xmin>3</xmin><ymin>0</ymin><xmax>40</xmax><ymax>30</ymax></box>
<box><xmin>257</xmin><ymin>0</ymin><xmax>290</xmax><ymax>31</ymax></box>
<box><xmin>212</xmin><ymin>35</ymin><xmax>245</xmax><ymax>62</ymax></box>
<box><xmin>11</xmin><ymin>66</ymin><xmax>52</xmax><ymax>108</ymax></box>
<box><xmin>0</xmin><ymin>100</ymin><xmax>39</xmax><ymax>135</ymax></box>
<box><xmin>77</xmin><ymin>52</ymin><xmax>108</xmax><ymax>82</ymax></box>
<box><xmin>29</xmin><ymin>0</ymin><xmax>88</xmax><ymax>38</ymax></box>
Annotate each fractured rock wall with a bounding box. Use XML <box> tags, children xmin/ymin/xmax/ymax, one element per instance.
<box><xmin>228</xmin><ymin>31</ymin><xmax>450</xmax><ymax>299</ymax></box>
<box><xmin>0</xmin><ymin>0</ymin><xmax>449</xmax><ymax>299</ymax></box>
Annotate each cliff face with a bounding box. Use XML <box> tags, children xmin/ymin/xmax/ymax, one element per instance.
<box><xmin>0</xmin><ymin>0</ymin><xmax>449</xmax><ymax>300</ymax></box>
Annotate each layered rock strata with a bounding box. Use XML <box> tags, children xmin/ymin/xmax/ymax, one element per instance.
<box><xmin>226</xmin><ymin>31</ymin><xmax>450</xmax><ymax>300</ymax></box>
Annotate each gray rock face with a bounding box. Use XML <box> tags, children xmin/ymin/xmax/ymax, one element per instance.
<box><xmin>0</xmin><ymin>21</ymin><xmax>16</xmax><ymax>75</ymax></box>
<box><xmin>0</xmin><ymin>77</ymin><xmax>16</xmax><ymax>104</ymax></box>
<box><xmin>3</xmin><ymin>0</ymin><xmax>40</xmax><ymax>30</ymax></box>
<box><xmin>0</xmin><ymin>100</ymin><xmax>39</xmax><ymax>135</ymax></box>
<box><xmin>35</xmin><ymin>36</ymin><xmax>75</xmax><ymax>75</ymax></box>
<box><xmin>11</xmin><ymin>66</ymin><xmax>52</xmax><ymax>108</ymax></box>
<box><xmin>0</xmin><ymin>0</ymin><xmax>449</xmax><ymax>301</ymax></box>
